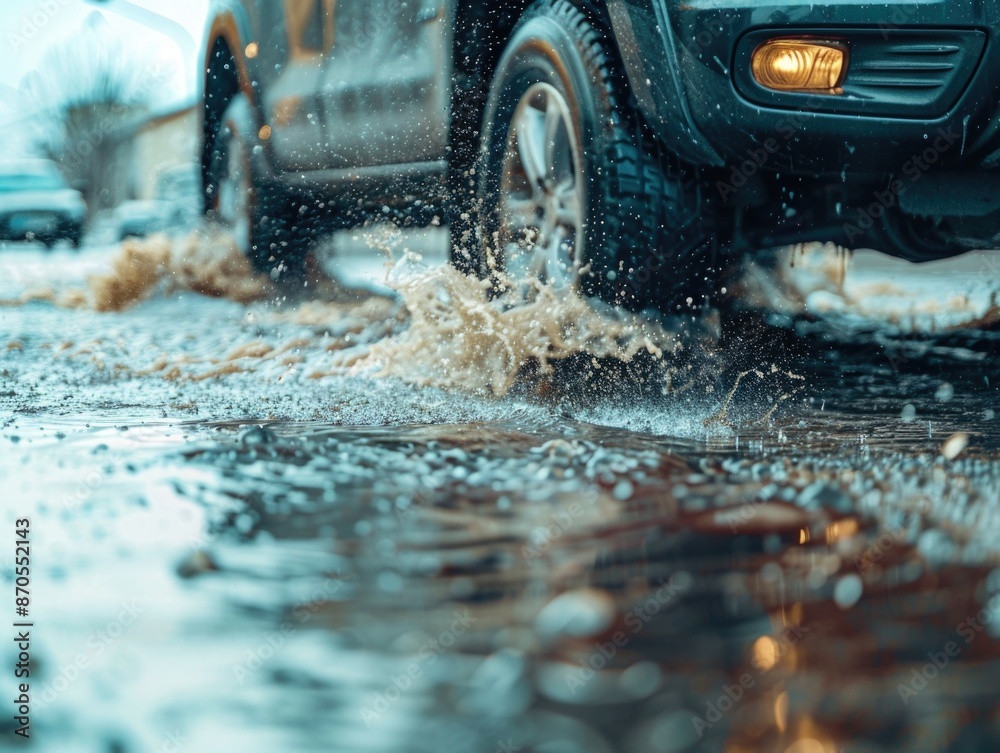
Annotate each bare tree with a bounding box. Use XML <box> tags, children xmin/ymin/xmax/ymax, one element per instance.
<box><xmin>21</xmin><ymin>11</ymin><xmax>163</xmax><ymax>212</ymax></box>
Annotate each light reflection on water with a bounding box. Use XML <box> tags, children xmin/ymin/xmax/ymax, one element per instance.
<box><xmin>7</xmin><ymin>380</ymin><xmax>999</xmax><ymax>752</ymax></box>
<box><xmin>177</xmin><ymin>404</ymin><xmax>1000</xmax><ymax>753</ymax></box>
<box><xmin>2</xmin><ymin>239</ymin><xmax>1000</xmax><ymax>752</ymax></box>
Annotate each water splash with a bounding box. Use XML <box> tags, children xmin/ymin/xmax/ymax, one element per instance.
<box><xmin>328</xmin><ymin>256</ymin><xmax>679</xmax><ymax>395</ymax></box>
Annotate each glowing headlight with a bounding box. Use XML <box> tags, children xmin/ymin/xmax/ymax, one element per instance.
<box><xmin>751</xmin><ymin>39</ymin><xmax>847</xmax><ymax>93</ymax></box>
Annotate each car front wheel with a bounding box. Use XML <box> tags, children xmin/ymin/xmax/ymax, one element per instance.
<box><xmin>470</xmin><ymin>0</ymin><xmax>717</xmax><ymax>311</ymax></box>
<box><xmin>207</xmin><ymin>98</ymin><xmax>307</xmax><ymax>282</ymax></box>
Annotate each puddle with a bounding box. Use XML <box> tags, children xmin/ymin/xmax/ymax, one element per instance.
<box><xmin>2</xmin><ymin>231</ymin><xmax>1000</xmax><ymax>752</ymax></box>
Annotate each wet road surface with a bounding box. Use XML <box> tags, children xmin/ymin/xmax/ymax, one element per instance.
<box><xmin>2</xmin><ymin>230</ymin><xmax>1000</xmax><ymax>753</ymax></box>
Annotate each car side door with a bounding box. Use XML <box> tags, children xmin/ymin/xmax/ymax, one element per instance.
<box><xmin>318</xmin><ymin>0</ymin><xmax>452</xmax><ymax>170</ymax></box>
<box><xmin>250</xmin><ymin>0</ymin><xmax>335</xmax><ymax>171</ymax></box>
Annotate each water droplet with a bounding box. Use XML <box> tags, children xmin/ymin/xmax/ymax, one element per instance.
<box><xmin>535</xmin><ymin>588</ymin><xmax>615</xmax><ymax>639</ymax></box>
<box><xmin>941</xmin><ymin>432</ymin><xmax>969</xmax><ymax>460</ymax></box>
<box><xmin>620</xmin><ymin>661</ymin><xmax>661</xmax><ymax>698</ymax></box>
<box><xmin>613</xmin><ymin>479</ymin><xmax>634</xmax><ymax>500</ymax></box>
<box><xmin>834</xmin><ymin>574</ymin><xmax>863</xmax><ymax>609</ymax></box>
<box><xmin>934</xmin><ymin>382</ymin><xmax>955</xmax><ymax>402</ymax></box>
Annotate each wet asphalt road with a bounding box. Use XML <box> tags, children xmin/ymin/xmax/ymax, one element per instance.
<box><xmin>1</xmin><ymin>231</ymin><xmax>1000</xmax><ymax>753</ymax></box>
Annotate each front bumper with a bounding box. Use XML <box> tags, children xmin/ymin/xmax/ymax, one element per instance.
<box><xmin>0</xmin><ymin>212</ymin><xmax>82</xmax><ymax>244</ymax></box>
<box><xmin>637</xmin><ymin>0</ymin><xmax>1000</xmax><ymax>176</ymax></box>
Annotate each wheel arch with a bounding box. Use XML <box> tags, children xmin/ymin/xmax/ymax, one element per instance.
<box><xmin>604</xmin><ymin>0</ymin><xmax>724</xmax><ymax>166</ymax></box>
<box><xmin>449</xmin><ymin>1</ymin><xmax>537</xmax><ymax>169</ymax></box>
<box><xmin>200</xmin><ymin>11</ymin><xmax>258</xmax><ymax>213</ymax></box>
<box><xmin>450</xmin><ymin>0</ymin><xmax>723</xmax><ymax>169</ymax></box>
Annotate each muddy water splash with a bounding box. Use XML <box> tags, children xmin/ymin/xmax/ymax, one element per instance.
<box><xmin>20</xmin><ymin>230</ymin><xmax>687</xmax><ymax>397</ymax></box>
<box><xmin>738</xmin><ymin>242</ymin><xmax>1000</xmax><ymax>332</ymax></box>
<box><xmin>4</xmin><ymin>228</ymin><xmax>1000</xmax><ymax>752</ymax></box>
<box><xmin>91</xmin><ymin>230</ymin><xmax>271</xmax><ymax>311</ymax></box>
<box><xmin>1</xmin><ymin>229</ymin><xmax>271</xmax><ymax>310</ymax></box>
<box><xmin>328</xmin><ymin>259</ymin><xmax>679</xmax><ymax>395</ymax></box>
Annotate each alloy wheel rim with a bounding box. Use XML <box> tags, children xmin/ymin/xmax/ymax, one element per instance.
<box><xmin>499</xmin><ymin>82</ymin><xmax>585</xmax><ymax>292</ymax></box>
<box><xmin>217</xmin><ymin>131</ymin><xmax>251</xmax><ymax>253</ymax></box>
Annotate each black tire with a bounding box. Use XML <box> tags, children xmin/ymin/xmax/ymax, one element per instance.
<box><xmin>466</xmin><ymin>0</ymin><xmax>716</xmax><ymax>311</ymax></box>
<box><xmin>207</xmin><ymin>100</ymin><xmax>310</xmax><ymax>282</ymax></box>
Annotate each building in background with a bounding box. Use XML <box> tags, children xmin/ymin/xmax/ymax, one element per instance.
<box><xmin>126</xmin><ymin>101</ymin><xmax>199</xmax><ymax>201</ymax></box>
<box><xmin>106</xmin><ymin>99</ymin><xmax>201</xmax><ymax>240</ymax></box>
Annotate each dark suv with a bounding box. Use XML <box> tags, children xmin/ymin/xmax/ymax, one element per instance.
<box><xmin>200</xmin><ymin>0</ymin><xmax>1000</xmax><ymax>309</ymax></box>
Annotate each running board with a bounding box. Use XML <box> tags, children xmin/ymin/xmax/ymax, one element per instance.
<box><xmin>279</xmin><ymin>160</ymin><xmax>448</xmax><ymax>203</ymax></box>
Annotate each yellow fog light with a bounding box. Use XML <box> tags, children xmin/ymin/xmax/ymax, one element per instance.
<box><xmin>751</xmin><ymin>39</ymin><xmax>847</xmax><ymax>93</ymax></box>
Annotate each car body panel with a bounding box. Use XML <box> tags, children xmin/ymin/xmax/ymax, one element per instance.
<box><xmin>318</xmin><ymin>0</ymin><xmax>452</xmax><ymax>169</ymax></box>
<box><xmin>208</xmin><ymin>0</ymin><xmax>453</xmax><ymax>176</ymax></box>
<box><xmin>624</xmin><ymin>0</ymin><xmax>1000</xmax><ymax>175</ymax></box>
<box><xmin>0</xmin><ymin>162</ymin><xmax>85</xmax><ymax>245</ymax></box>
<box><xmin>606</xmin><ymin>0</ymin><xmax>726</xmax><ymax>166</ymax></box>
<box><xmin>0</xmin><ymin>190</ymin><xmax>86</xmax><ymax>218</ymax></box>
<box><xmin>113</xmin><ymin>199</ymin><xmax>195</xmax><ymax>241</ymax></box>
<box><xmin>204</xmin><ymin>0</ymin><xmax>1000</xmax><ymax>179</ymax></box>
<box><xmin>199</xmin><ymin>0</ymin><xmax>1000</xmax><ymax>261</ymax></box>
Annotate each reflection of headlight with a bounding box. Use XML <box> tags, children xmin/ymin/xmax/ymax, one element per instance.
<box><xmin>751</xmin><ymin>39</ymin><xmax>847</xmax><ymax>93</ymax></box>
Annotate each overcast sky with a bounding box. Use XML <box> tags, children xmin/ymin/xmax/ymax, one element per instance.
<box><xmin>1</xmin><ymin>0</ymin><xmax>207</xmax><ymax>118</ymax></box>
